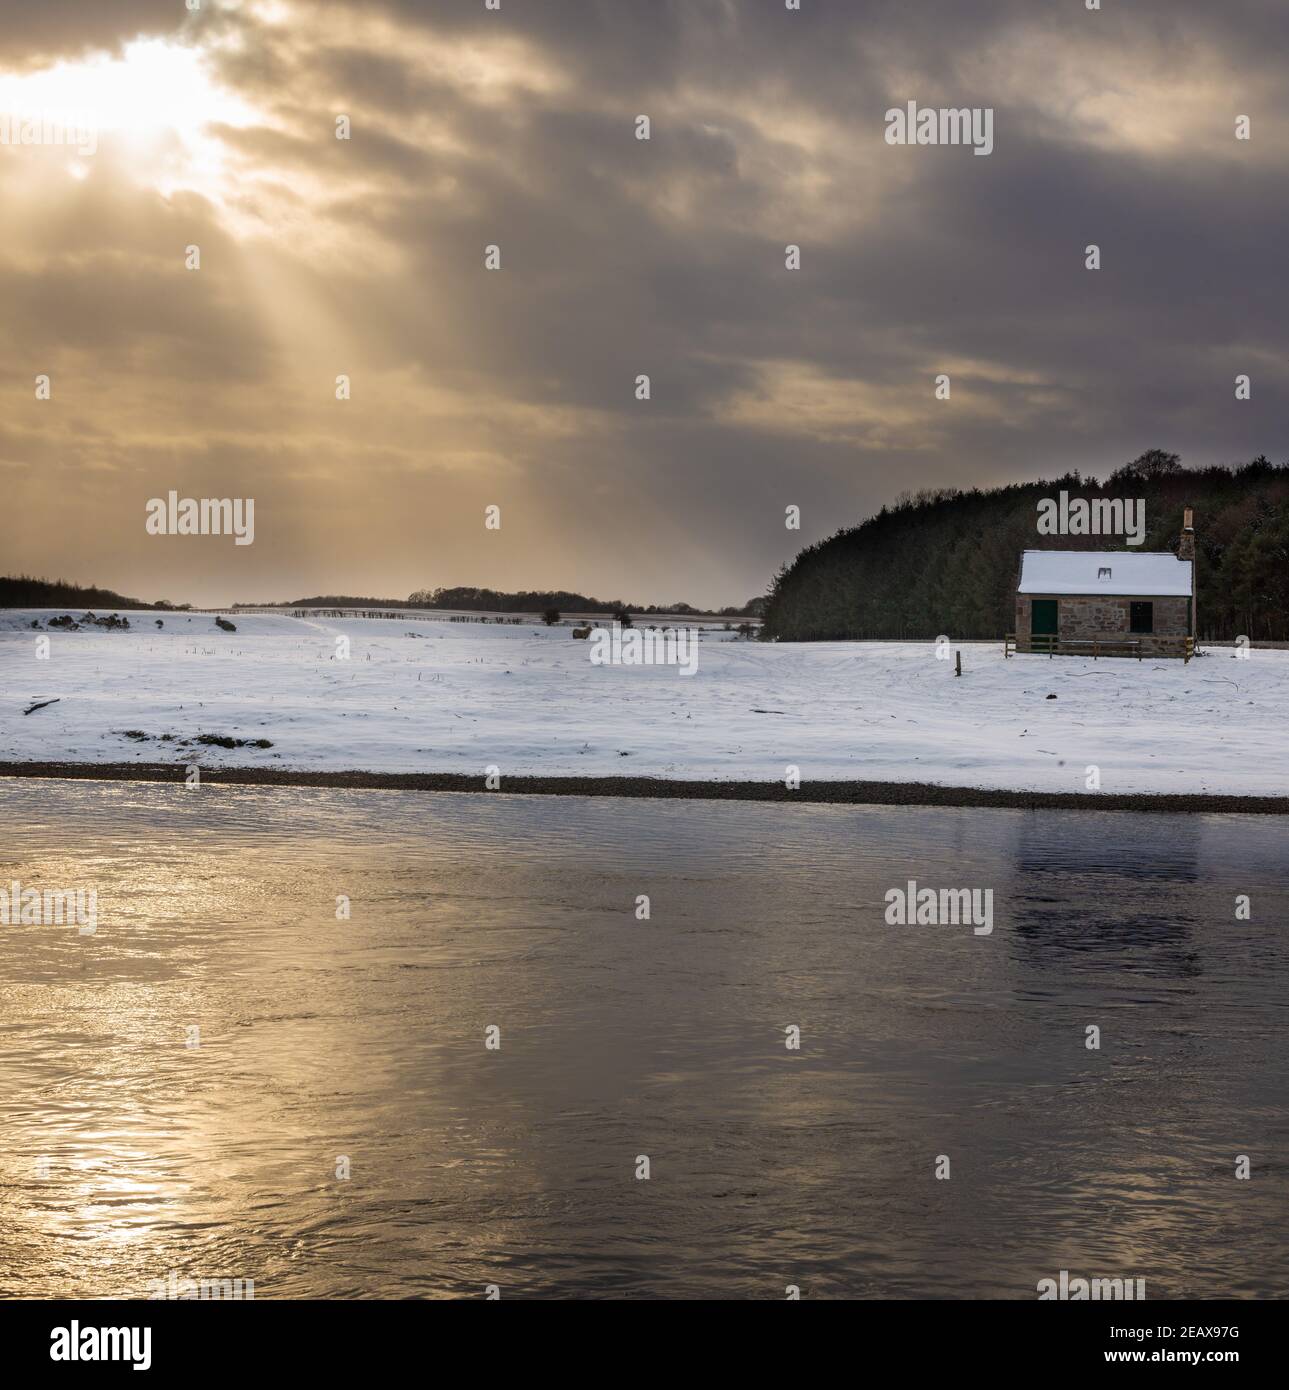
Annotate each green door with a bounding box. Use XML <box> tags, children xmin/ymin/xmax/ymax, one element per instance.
<box><xmin>1031</xmin><ymin>599</ymin><xmax>1058</xmax><ymax>636</ymax></box>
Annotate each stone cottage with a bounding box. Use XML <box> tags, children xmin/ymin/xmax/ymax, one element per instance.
<box><xmin>1013</xmin><ymin>508</ymin><xmax>1196</xmax><ymax>657</ymax></box>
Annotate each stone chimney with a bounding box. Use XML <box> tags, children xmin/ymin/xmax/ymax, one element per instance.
<box><xmin>1178</xmin><ymin>506</ymin><xmax>1195</xmax><ymax>562</ymax></box>
<box><xmin>1180</xmin><ymin>506</ymin><xmax>1197</xmax><ymax>645</ymax></box>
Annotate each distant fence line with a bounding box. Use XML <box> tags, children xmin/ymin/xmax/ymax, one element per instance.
<box><xmin>207</xmin><ymin>606</ymin><xmax>760</xmax><ymax>629</ymax></box>
<box><xmin>212</xmin><ymin>607</ymin><xmax>518</xmax><ymax>622</ymax></box>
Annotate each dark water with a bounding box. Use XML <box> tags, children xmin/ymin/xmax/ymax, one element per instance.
<box><xmin>1</xmin><ymin>780</ymin><xmax>1286</xmax><ymax>1299</ymax></box>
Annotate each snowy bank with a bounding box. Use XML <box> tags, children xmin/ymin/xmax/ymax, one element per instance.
<box><xmin>0</xmin><ymin>608</ymin><xmax>1283</xmax><ymax>796</ymax></box>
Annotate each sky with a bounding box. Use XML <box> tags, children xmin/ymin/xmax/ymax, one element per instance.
<box><xmin>1</xmin><ymin>0</ymin><xmax>1285</xmax><ymax>609</ymax></box>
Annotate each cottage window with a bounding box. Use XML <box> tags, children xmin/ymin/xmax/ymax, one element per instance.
<box><xmin>1130</xmin><ymin>601</ymin><xmax>1153</xmax><ymax>634</ymax></box>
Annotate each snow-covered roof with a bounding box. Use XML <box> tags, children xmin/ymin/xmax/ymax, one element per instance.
<box><xmin>1017</xmin><ymin>550</ymin><xmax>1192</xmax><ymax>596</ymax></box>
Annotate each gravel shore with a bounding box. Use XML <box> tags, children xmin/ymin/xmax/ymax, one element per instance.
<box><xmin>2</xmin><ymin>761</ymin><xmax>1286</xmax><ymax>814</ymax></box>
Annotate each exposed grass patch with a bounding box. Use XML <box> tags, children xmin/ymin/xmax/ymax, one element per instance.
<box><xmin>195</xmin><ymin>734</ymin><xmax>273</xmax><ymax>749</ymax></box>
<box><xmin>114</xmin><ymin>730</ymin><xmax>273</xmax><ymax>749</ymax></box>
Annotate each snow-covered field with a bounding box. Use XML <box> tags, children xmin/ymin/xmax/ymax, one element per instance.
<box><xmin>0</xmin><ymin>608</ymin><xmax>1282</xmax><ymax>794</ymax></box>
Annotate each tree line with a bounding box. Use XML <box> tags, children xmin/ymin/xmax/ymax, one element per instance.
<box><xmin>0</xmin><ymin>575</ymin><xmax>184</xmax><ymax>610</ymax></box>
<box><xmin>408</xmin><ymin>586</ymin><xmax>766</xmax><ymax>618</ymax></box>
<box><xmin>761</xmin><ymin>452</ymin><xmax>1289</xmax><ymax>642</ymax></box>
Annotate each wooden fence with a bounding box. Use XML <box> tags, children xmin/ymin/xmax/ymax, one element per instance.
<box><xmin>1005</xmin><ymin>633</ymin><xmax>1194</xmax><ymax>662</ymax></box>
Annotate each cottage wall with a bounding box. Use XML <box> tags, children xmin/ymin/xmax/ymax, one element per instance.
<box><xmin>1015</xmin><ymin>594</ymin><xmax>1190</xmax><ymax>656</ymax></box>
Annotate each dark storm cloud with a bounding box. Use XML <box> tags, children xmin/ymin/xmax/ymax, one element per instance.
<box><xmin>0</xmin><ymin>0</ymin><xmax>197</xmax><ymax>69</ymax></box>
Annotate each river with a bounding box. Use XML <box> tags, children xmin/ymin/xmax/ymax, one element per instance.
<box><xmin>1</xmin><ymin>779</ymin><xmax>1285</xmax><ymax>1298</ymax></box>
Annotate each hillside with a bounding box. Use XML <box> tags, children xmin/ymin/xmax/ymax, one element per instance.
<box><xmin>0</xmin><ymin>575</ymin><xmax>175</xmax><ymax>611</ymax></box>
<box><xmin>762</xmin><ymin>454</ymin><xmax>1289</xmax><ymax>642</ymax></box>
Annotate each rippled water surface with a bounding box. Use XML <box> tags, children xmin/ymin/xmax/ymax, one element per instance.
<box><xmin>1</xmin><ymin>779</ymin><xmax>1286</xmax><ymax>1299</ymax></box>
